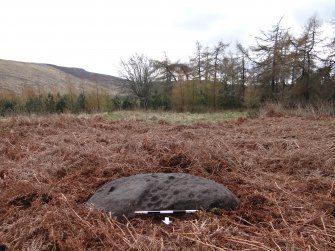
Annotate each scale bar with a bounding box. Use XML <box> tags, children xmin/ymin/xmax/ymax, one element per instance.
<box><xmin>135</xmin><ymin>210</ymin><xmax>198</xmax><ymax>215</ymax></box>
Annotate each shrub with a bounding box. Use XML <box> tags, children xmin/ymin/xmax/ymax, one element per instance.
<box><xmin>218</xmin><ymin>84</ymin><xmax>243</xmax><ymax>109</ymax></box>
<box><xmin>44</xmin><ymin>93</ymin><xmax>56</xmax><ymax>113</ymax></box>
<box><xmin>75</xmin><ymin>92</ymin><xmax>87</xmax><ymax>112</ymax></box>
<box><xmin>112</xmin><ymin>96</ymin><xmax>122</xmax><ymax>110</ymax></box>
<box><xmin>55</xmin><ymin>95</ymin><xmax>66</xmax><ymax>113</ymax></box>
<box><xmin>244</xmin><ymin>85</ymin><xmax>261</xmax><ymax>108</ymax></box>
<box><xmin>147</xmin><ymin>91</ymin><xmax>171</xmax><ymax>110</ymax></box>
<box><xmin>0</xmin><ymin>99</ymin><xmax>16</xmax><ymax>116</ymax></box>
<box><xmin>171</xmin><ymin>80</ymin><xmax>219</xmax><ymax>112</ymax></box>
<box><xmin>25</xmin><ymin>96</ymin><xmax>43</xmax><ymax>113</ymax></box>
<box><xmin>122</xmin><ymin>97</ymin><xmax>135</xmax><ymax>109</ymax></box>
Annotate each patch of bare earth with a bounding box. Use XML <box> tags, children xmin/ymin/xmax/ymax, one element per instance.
<box><xmin>0</xmin><ymin>114</ymin><xmax>335</xmax><ymax>250</ymax></box>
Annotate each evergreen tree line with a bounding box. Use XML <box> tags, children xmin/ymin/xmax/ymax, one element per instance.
<box><xmin>0</xmin><ymin>90</ymin><xmax>172</xmax><ymax>116</ymax></box>
<box><xmin>0</xmin><ymin>92</ymin><xmax>84</xmax><ymax>116</ymax></box>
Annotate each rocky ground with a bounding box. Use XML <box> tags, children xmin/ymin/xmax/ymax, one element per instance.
<box><xmin>1</xmin><ymin>113</ymin><xmax>335</xmax><ymax>250</ymax></box>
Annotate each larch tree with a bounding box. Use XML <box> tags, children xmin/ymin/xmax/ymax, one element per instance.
<box><xmin>290</xmin><ymin>15</ymin><xmax>322</xmax><ymax>101</ymax></box>
<box><xmin>236</xmin><ymin>42</ymin><xmax>249</xmax><ymax>99</ymax></box>
<box><xmin>251</xmin><ymin>17</ymin><xmax>291</xmax><ymax>99</ymax></box>
<box><xmin>327</xmin><ymin>17</ymin><xmax>335</xmax><ymax>74</ymax></box>
<box><xmin>211</xmin><ymin>41</ymin><xmax>229</xmax><ymax>109</ymax></box>
<box><xmin>190</xmin><ymin>41</ymin><xmax>204</xmax><ymax>81</ymax></box>
<box><xmin>202</xmin><ymin>46</ymin><xmax>212</xmax><ymax>82</ymax></box>
<box><xmin>154</xmin><ymin>53</ymin><xmax>178</xmax><ymax>84</ymax></box>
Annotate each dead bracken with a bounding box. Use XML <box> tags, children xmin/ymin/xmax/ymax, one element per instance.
<box><xmin>0</xmin><ymin>114</ymin><xmax>335</xmax><ymax>250</ymax></box>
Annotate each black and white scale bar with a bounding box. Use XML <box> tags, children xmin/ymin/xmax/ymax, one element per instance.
<box><xmin>135</xmin><ymin>210</ymin><xmax>198</xmax><ymax>215</ymax></box>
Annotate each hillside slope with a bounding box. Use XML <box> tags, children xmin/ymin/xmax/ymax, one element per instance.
<box><xmin>0</xmin><ymin>59</ymin><xmax>127</xmax><ymax>96</ymax></box>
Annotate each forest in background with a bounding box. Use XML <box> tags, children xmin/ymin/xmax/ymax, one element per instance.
<box><xmin>1</xmin><ymin>15</ymin><xmax>334</xmax><ymax>115</ymax></box>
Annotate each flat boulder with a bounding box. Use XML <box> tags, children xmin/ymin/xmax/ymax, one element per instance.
<box><xmin>87</xmin><ymin>173</ymin><xmax>239</xmax><ymax>218</ymax></box>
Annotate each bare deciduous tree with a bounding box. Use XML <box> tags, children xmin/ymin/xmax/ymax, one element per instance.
<box><xmin>120</xmin><ymin>54</ymin><xmax>157</xmax><ymax>107</ymax></box>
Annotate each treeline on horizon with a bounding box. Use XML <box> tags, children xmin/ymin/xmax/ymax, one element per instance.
<box><xmin>1</xmin><ymin>15</ymin><xmax>334</xmax><ymax>116</ymax></box>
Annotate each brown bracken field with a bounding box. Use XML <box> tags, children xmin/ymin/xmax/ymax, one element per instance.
<box><xmin>1</xmin><ymin>112</ymin><xmax>335</xmax><ymax>250</ymax></box>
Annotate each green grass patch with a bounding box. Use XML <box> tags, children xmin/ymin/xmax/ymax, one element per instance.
<box><xmin>105</xmin><ymin>110</ymin><xmax>246</xmax><ymax>124</ymax></box>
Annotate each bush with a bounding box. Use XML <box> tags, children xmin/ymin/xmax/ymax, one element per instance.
<box><xmin>218</xmin><ymin>84</ymin><xmax>243</xmax><ymax>109</ymax></box>
<box><xmin>44</xmin><ymin>93</ymin><xmax>56</xmax><ymax>113</ymax></box>
<box><xmin>0</xmin><ymin>99</ymin><xmax>16</xmax><ymax>116</ymax></box>
<box><xmin>171</xmin><ymin>80</ymin><xmax>218</xmax><ymax>112</ymax></box>
<box><xmin>25</xmin><ymin>96</ymin><xmax>43</xmax><ymax>113</ymax></box>
<box><xmin>147</xmin><ymin>91</ymin><xmax>171</xmax><ymax>110</ymax></box>
<box><xmin>244</xmin><ymin>85</ymin><xmax>261</xmax><ymax>108</ymax></box>
<box><xmin>112</xmin><ymin>96</ymin><xmax>122</xmax><ymax>110</ymax></box>
<box><xmin>122</xmin><ymin>97</ymin><xmax>135</xmax><ymax>109</ymax></box>
<box><xmin>55</xmin><ymin>95</ymin><xmax>66</xmax><ymax>113</ymax></box>
<box><xmin>75</xmin><ymin>92</ymin><xmax>87</xmax><ymax>112</ymax></box>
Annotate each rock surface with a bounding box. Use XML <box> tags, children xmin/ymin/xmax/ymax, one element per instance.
<box><xmin>88</xmin><ymin>173</ymin><xmax>239</xmax><ymax>218</ymax></box>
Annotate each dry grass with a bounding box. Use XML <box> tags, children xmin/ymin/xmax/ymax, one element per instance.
<box><xmin>259</xmin><ymin>102</ymin><xmax>335</xmax><ymax>118</ymax></box>
<box><xmin>1</xmin><ymin>112</ymin><xmax>335</xmax><ymax>250</ymax></box>
<box><xmin>106</xmin><ymin>110</ymin><xmax>246</xmax><ymax>124</ymax></box>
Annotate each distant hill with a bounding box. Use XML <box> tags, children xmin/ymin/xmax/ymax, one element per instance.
<box><xmin>0</xmin><ymin>59</ymin><xmax>128</xmax><ymax>97</ymax></box>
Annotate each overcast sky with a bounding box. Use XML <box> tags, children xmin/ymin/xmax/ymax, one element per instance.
<box><xmin>0</xmin><ymin>0</ymin><xmax>334</xmax><ymax>76</ymax></box>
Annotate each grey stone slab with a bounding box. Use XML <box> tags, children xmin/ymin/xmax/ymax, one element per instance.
<box><xmin>87</xmin><ymin>173</ymin><xmax>239</xmax><ymax>218</ymax></box>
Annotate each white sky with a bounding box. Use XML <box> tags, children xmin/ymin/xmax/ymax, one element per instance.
<box><xmin>0</xmin><ymin>0</ymin><xmax>334</xmax><ymax>76</ymax></box>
